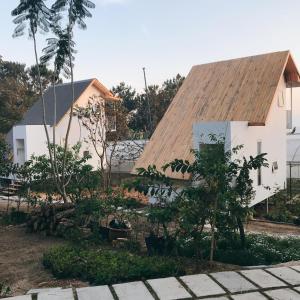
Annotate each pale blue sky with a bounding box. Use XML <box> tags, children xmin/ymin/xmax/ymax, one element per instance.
<box><xmin>1</xmin><ymin>0</ymin><xmax>300</xmax><ymax>91</ymax></box>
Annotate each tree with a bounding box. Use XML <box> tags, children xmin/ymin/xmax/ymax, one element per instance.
<box><xmin>0</xmin><ymin>140</ymin><xmax>13</xmax><ymax>178</ymax></box>
<box><xmin>129</xmin><ymin>74</ymin><xmax>185</xmax><ymax>136</ymax></box>
<box><xmin>12</xmin><ymin>0</ymin><xmax>95</xmax><ymax>202</ymax></box>
<box><xmin>27</xmin><ymin>64</ymin><xmax>61</xmax><ymax>93</ymax></box>
<box><xmin>0</xmin><ymin>56</ymin><xmax>60</xmax><ymax>135</ymax></box>
<box><xmin>17</xmin><ymin>143</ymin><xmax>98</xmax><ymax>203</ymax></box>
<box><xmin>129</xmin><ymin>135</ymin><xmax>268</xmax><ymax>261</ymax></box>
<box><xmin>75</xmin><ymin>95</ymin><xmax>129</xmax><ymax>191</ymax></box>
<box><xmin>112</xmin><ymin>82</ymin><xmax>137</xmax><ymax>113</ymax></box>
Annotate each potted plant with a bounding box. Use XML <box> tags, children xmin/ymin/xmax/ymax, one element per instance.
<box><xmin>108</xmin><ymin>218</ymin><xmax>131</xmax><ymax>240</ymax></box>
<box><xmin>100</xmin><ymin>193</ymin><xmax>136</xmax><ymax>241</ymax></box>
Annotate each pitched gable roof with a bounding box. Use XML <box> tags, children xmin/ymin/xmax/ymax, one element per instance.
<box><xmin>134</xmin><ymin>51</ymin><xmax>300</xmax><ymax>179</ymax></box>
<box><xmin>19</xmin><ymin>78</ymin><xmax>116</xmax><ymax>126</ymax></box>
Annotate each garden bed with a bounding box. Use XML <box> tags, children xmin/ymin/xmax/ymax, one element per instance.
<box><xmin>42</xmin><ymin>233</ymin><xmax>300</xmax><ymax>286</ymax></box>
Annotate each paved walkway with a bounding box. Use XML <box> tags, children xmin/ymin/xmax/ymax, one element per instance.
<box><xmin>3</xmin><ymin>265</ymin><xmax>300</xmax><ymax>299</ymax></box>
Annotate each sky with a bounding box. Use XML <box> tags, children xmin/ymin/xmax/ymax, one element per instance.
<box><xmin>1</xmin><ymin>0</ymin><xmax>300</xmax><ymax>91</ymax></box>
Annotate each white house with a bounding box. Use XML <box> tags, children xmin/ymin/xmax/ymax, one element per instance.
<box><xmin>7</xmin><ymin>78</ymin><xmax>119</xmax><ymax>169</ymax></box>
<box><xmin>134</xmin><ymin>51</ymin><xmax>300</xmax><ymax>206</ymax></box>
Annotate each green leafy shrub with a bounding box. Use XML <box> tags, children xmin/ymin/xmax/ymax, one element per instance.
<box><xmin>264</xmin><ymin>210</ymin><xmax>293</xmax><ymax>223</ymax></box>
<box><xmin>1</xmin><ymin>210</ymin><xmax>28</xmax><ymax>225</ymax></box>
<box><xmin>293</xmin><ymin>217</ymin><xmax>300</xmax><ymax>226</ymax></box>
<box><xmin>43</xmin><ymin>245</ymin><xmax>185</xmax><ymax>285</ymax></box>
<box><xmin>175</xmin><ymin>233</ymin><xmax>300</xmax><ymax>266</ymax></box>
<box><xmin>0</xmin><ymin>282</ymin><xmax>11</xmax><ymax>298</ymax></box>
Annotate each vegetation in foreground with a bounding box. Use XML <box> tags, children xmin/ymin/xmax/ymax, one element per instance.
<box><xmin>43</xmin><ymin>233</ymin><xmax>300</xmax><ymax>286</ymax></box>
<box><xmin>43</xmin><ymin>245</ymin><xmax>185</xmax><ymax>285</ymax></box>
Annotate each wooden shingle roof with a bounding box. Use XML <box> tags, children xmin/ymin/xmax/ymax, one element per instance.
<box><xmin>134</xmin><ymin>51</ymin><xmax>300</xmax><ymax>179</ymax></box>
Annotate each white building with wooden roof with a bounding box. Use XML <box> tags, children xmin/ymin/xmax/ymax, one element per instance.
<box><xmin>134</xmin><ymin>51</ymin><xmax>300</xmax><ymax>206</ymax></box>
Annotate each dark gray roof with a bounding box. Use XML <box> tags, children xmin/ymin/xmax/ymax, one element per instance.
<box><xmin>19</xmin><ymin>79</ymin><xmax>94</xmax><ymax>126</ymax></box>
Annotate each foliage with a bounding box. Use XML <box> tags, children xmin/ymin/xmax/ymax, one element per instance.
<box><xmin>11</xmin><ymin>0</ymin><xmax>52</xmax><ymax>38</ymax></box>
<box><xmin>0</xmin><ymin>140</ymin><xmax>14</xmax><ymax>177</ymax></box>
<box><xmin>112</xmin><ymin>74</ymin><xmax>185</xmax><ymax>136</ymax></box>
<box><xmin>264</xmin><ymin>190</ymin><xmax>293</xmax><ymax>223</ymax></box>
<box><xmin>0</xmin><ymin>282</ymin><xmax>11</xmax><ymax>298</ymax></box>
<box><xmin>16</xmin><ymin>143</ymin><xmax>99</xmax><ymax>202</ymax></box>
<box><xmin>75</xmin><ymin>96</ymin><xmax>129</xmax><ymax>190</ymax></box>
<box><xmin>215</xmin><ymin>234</ymin><xmax>300</xmax><ymax>266</ymax></box>
<box><xmin>0</xmin><ymin>57</ymin><xmax>57</xmax><ymax>135</ymax></box>
<box><xmin>128</xmin><ymin>135</ymin><xmax>268</xmax><ymax>261</ymax></box>
<box><xmin>0</xmin><ymin>209</ymin><xmax>28</xmax><ymax>226</ymax></box>
<box><xmin>43</xmin><ymin>245</ymin><xmax>185</xmax><ymax>285</ymax></box>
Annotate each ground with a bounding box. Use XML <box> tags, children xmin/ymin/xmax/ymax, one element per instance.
<box><xmin>0</xmin><ymin>225</ymin><xmax>88</xmax><ymax>297</ymax></box>
<box><xmin>246</xmin><ymin>219</ymin><xmax>300</xmax><ymax>235</ymax></box>
<box><xmin>1</xmin><ymin>219</ymin><xmax>300</xmax><ymax>297</ymax></box>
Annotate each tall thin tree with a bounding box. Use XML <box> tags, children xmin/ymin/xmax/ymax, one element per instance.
<box><xmin>51</xmin><ymin>0</ymin><xmax>95</xmax><ymax>200</ymax></box>
<box><xmin>11</xmin><ymin>0</ymin><xmax>58</xmax><ymax>190</ymax></box>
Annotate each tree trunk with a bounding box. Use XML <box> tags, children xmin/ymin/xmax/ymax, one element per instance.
<box><xmin>32</xmin><ymin>31</ymin><xmax>64</xmax><ymax>200</ymax></box>
<box><xmin>210</xmin><ymin>198</ymin><xmax>218</xmax><ymax>262</ymax></box>
<box><xmin>61</xmin><ymin>2</ymin><xmax>75</xmax><ymax>203</ymax></box>
<box><xmin>237</xmin><ymin>216</ymin><xmax>246</xmax><ymax>249</ymax></box>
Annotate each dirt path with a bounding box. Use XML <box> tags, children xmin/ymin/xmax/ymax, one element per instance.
<box><xmin>0</xmin><ymin>225</ymin><xmax>88</xmax><ymax>296</ymax></box>
<box><xmin>1</xmin><ymin>219</ymin><xmax>300</xmax><ymax>297</ymax></box>
<box><xmin>246</xmin><ymin>220</ymin><xmax>300</xmax><ymax>236</ymax></box>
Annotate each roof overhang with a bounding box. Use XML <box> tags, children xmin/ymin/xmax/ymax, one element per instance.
<box><xmin>284</xmin><ymin>53</ymin><xmax>300</xmax><ymax>87</ymax></box>
<box><xmin>91</xmin><ymin>79</ymin><xmax>120</xmax><ymax>101</ymax></box>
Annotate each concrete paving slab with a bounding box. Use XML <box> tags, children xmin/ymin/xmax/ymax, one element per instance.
<box><xmin>240</xmin><ymin>269</ymin><xmax>286</xmax><ymax>288</ymax></box>
<box><xmin>37</xmin><ymin>288</ymin><xmax>74</xmax><ymax>300</ymax></box>
<box><xmin>265</xmin><ymin>288</ymin><xmax>300</xmax><ymax>300</ymax></box>
<box><xmin>147</xmin><ymin>277</ymin><xmax>192</xmax><ymax>300</ymax></box>
<box><xmin>201</xmin><ymin>297</ymin><xmax>229</xmax><ymax>300</ymax></box>
<box><xmin>211</xmin><ymin>271</ymin><xmax>257</xmax><ymax>293</ymax></box>
<box><xmin>180</xmin><ymin>274</ymin><xmax>225</xmax><ymax>297</ymax></box>
<box><xmin>231</xmin><ymin>292</ymin><xmax>268</xmax><ymax>300</ymax></box>
<box><xmin>27</xmin><ymin>288</ymin><xmax>62</xmax><ymax>294</ymax></box>
<box><xmin>77</xmin><ymin>286</ymin><xmax>114</xmax><ymax>300</ymax></box>
<box><xmin>291</xmin><ymin>266</ymin><xmax>300</xmax><ymax>272</ymax></box>
<box><xmin>267</xmin><ymin>267</ymin><xmax>300</xmax><ymax>285</ymax></box>
<box><xmin>113</xmin><ymin>281</ymin><xmax>154</xmax><ymax>300</ymax></box>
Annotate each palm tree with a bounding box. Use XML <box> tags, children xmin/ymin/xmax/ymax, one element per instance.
<box><xmin>51</xmin><ymin>0</ymin><xmax>95</xmax><ymax>199</ymax></box>
<box><xmin>12</xmin><ymin>0</ymin><xmax>95</xmax><ymax>202</ymax></box>
<box><xmin>11</xmin><ymin>1</ymin><xmax>62</xmax><ymax>193</ymax></box>
<box><xmin>41</xmin><ymin>25</ymin><xmax>76</xmax><ymax>196</ymax></box>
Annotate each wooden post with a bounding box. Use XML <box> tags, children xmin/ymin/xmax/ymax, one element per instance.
<box><xmin>290</xmin><ymin>163</ymin><xmax>292</xmax><ymax>202</ymax></box>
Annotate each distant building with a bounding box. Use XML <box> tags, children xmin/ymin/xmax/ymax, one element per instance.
<box><xmin>7</xmin><ymin>78</ymin><xmax>119</xmax><ymax>169</ymax></box>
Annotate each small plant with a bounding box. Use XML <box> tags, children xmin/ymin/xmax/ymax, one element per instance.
<box><xmin>0</xmin><ymin>282</ymin><xmax>11</xmax><ymax>298</ymax></box>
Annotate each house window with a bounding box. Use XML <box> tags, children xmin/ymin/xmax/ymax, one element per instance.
<box><xmin>16</xmin><ymin>139</ymin><xmax>25</xmax><ymax>164</ymax></box>
<box><xmin>287</xmin><ymin>110</ymin><xmax>292</xmax><ymax>129</ymax></box>
<box><xmin>257</xmin><ymin>141</ymin><xmax>262</xmax><ymax>186</ymax></box>
<box><xmin>83</xmin><ymin>150</ymin><xmax>90</xmax><ymax>158</ymax></box>
<box><xmin>107</xmin><ymin>115</ymin><xmax>117</xmax><ymax>132</ymax></box>
<box><xmin>272</xmin><ymin>161</ymin><xmax>278</xmax><ymax>173</ymax></box>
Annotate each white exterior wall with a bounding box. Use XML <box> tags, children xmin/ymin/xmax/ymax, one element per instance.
<box><xmin>193</xmin><ymin>75</ymin><xmax>287</xmax><ymax>207</ymax></box>
<box><xmin>13</xmin><ymin>125</ymin><xmax>51</xmax><ymax>164</ymax></box>
<box><xmin>54</xmin><ymin>85</ymin><xmax>103</xmax><ymax>169</ymax></box>
<box><xmin>286</xmin><ymin>86</ymin><xmax>300</xmax><ymax>178</ymax></box>
<box><xmin>12</xmin><ymin>84</ymin><xmax>105</xmax><ymax>169</ymax></box>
